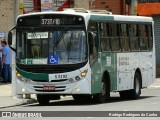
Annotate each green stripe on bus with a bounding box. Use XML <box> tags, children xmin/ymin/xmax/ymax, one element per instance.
<box><xmin>16</xmin><ymin>67</ymin><xmax>49</xmax><ymax>80</ymax></box>
<box><xmin>90</xmin><ymin>15</ymin><xmax>114</xmax><ymax>21</ymax></box>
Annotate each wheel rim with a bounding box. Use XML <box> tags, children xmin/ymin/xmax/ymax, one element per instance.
<box><xmin>101</xmin><ymin>82</ymin><xmax>106</xmax><ymax>96</ymax></box>
<box><xmin>135</xmin><ymin>78</ymin><xmax>140</xmax><ymax>94</ymax></box>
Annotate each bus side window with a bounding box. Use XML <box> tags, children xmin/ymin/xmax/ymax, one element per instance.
<box><xmin>120</xmin><ymin>24</ymin><xmax>129</xmax><ymax>51</ymax></box>
<box><xmin>148</xmin><ymin>25</ymin><xmax>153</xmax><ymax>50</ymax></box>
<box><xmin>100</xmin><ymin>22</ymin><xmax>110</xmax><ymax>51</ymax></box>
<box><xmin>139</xmin><ymin>24</ymin><xmax>149</xmax><ymax>51</ymax></box>
<box><xmin>129</xmin><ymin>24</ymin><xmax>139</xmax><ymax>51</ymax></box>
<box><xmin>110</xmin><ymin>23</ymin><xmax>120</xmax><ymax>51</ymax></box>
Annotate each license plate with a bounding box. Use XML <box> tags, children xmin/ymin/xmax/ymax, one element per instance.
<box><xmin>43</xmin><ymin>86</ymin><xmax>55</xmax><ymax>90</ymax></box>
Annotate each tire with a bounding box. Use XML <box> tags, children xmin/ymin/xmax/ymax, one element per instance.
<box><xmin>119</xmin><ymin>91</ymin><xmax>129</xmax><ymax>99</ymax></box>
<box><xmin>93</xmin><ymin>81</ymin><xmax>110</xmax><ymax>103</ymax></box>
<box><xmin>130</xmin><ymin>72</ymin><xmax>141</xmax><ymax>99</ymax></box>
<box><xmin>120</xmin><ymin>72</ymin><xmax>141</xmax><ymax>100</ymax></box>
<box><xmin>37</xmin><ymin>94</ymin><xmax>50</xmax><ymax>105</ymax></box>
<box><xmin>72</xmin><ymin>95</ymin><xmax>92</xmax><ymax>102</ymax></box>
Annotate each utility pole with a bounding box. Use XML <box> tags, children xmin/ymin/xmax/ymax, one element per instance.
<box><xmin>12</xmin><ymin>0</ymin><xmax>23</xmax><ymax>99</ymax></box>
<box><xmin>130</xmin><ymin>0</ymin><xmax>138</xmax><ymax>15</ymax></box>
<box><xmin>12</xmin><ymin>0</ymin><xmax>17</xmax><ymax>98</ymax></box>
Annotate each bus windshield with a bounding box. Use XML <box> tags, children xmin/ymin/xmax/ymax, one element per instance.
<box><xmin>16</xmin><ymin>28</ymin><xmax>87</xmax><ymax>65</ymax></box>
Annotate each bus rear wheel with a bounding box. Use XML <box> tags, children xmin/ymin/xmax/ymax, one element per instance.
<box><xmin>37</xmin><ymin>94</ymin><xmax>51</xmax><ymax>105</ymax></box>
<box><xmin>130</xmin><ymin>72</ymin><xmax>141</xmax><ymax>99</ymax></box>
<box><xmin>119</xmin><ymin>72</ymin><xmax>141</xmax><ymax>99</ymax></box>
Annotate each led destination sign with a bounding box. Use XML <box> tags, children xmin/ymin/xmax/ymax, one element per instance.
<box><xmin>41</xmin><ymin>19</ymin><xmax>61</xmax><ymax>25</ymax></box>
<box><xmin>17</xmin><ymin>14</ymin><xmax>85</xmax><ymax>27</ymax></box>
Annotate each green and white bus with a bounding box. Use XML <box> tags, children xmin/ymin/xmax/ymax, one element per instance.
<box><xmin>8</xmin><ymin>8</ymin><xmax>155</xmax><ymax>105</ymax></box>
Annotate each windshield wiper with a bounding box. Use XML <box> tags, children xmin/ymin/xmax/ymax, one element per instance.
<box><xmin>52</xmin><ymin>28</ymin><xmax>69</xmax><ymax>59</ymax></box>
<box><xmin>53</xmin><ymin>28</ymin><xmax>69</xmax><ymax>48</ymax></box>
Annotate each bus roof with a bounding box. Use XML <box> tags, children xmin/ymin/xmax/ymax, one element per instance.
<box><xmin>17</xmin><ymin>9</ymin><xmax>153</xmax><ymax>23</ymax></box>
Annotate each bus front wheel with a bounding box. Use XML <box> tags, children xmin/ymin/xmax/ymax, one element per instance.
<box><xmin>37</xmin><ymin>94</ymin><xmax>50</xmax><ymax>105</ymax></box>
<box><xmin>93</xmin><ymin>81</ymin><xmax>110</xmax><ymax>103</ymax></box>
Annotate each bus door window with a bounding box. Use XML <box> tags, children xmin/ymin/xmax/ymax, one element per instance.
<box><xmin>100</xmin><ymin>22</ymin><xmax>110</xmax><ymax>52</ymax></box>
<box><xmin>129</xmin><ymin>24</ymin><xmax>139</xmax><ymax>51</ymax></box>
<box><xmin>88</xmin><ymin>32</ymin><xmax>98</xmax><ymax>65</ymax></box>
<box><xmin>139</xmin><ymin>24</ymin><xmax>149</xmax><ymax>51</ymax></box>
<box><xmin>120</xmin><ymin>24</ymin><xmax>130</xmax><ymax>51</ymax></box>
<box><xmin>110</xmin><ymin>23</ymin><xmax>120</xmax><ymax>51</ymax></box>
<box><xmin>88</xmin><ymin>21</ymin><xmax>99</xmax><ymax>65</ymax></box>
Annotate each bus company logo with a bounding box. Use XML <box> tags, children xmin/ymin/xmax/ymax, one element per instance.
<box><xmin>2</xmin><ymin>112</ymin><xmax>11</xmax><ymax>117</ymax></box>
<box><xmin>119</xmin><ymin>57</ymin><xmax>129</xmax><ymax>66</ymax></box>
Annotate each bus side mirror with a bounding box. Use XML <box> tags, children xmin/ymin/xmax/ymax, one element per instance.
<box><xmin>8</xmin><ymin>31</ymin><xmax>16</xmax><ymax>52</ymax></box>
<box><xmin>8</xmin><ymin>31</ymin><xmax>12</xmax><ymax>45</ymax></box>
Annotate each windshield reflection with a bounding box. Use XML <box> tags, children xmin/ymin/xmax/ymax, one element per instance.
<box><xmin>16</xmin><ymin>30</ymin><xmax>87</xmax><ymax>65</ymax></box>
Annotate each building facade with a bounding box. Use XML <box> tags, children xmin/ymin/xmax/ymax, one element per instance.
<box><xmin>74</xmin><ymin>0</ymin><xmax>126</xmax><ymax>15</ymax></box>
<box><xmin>0</xmin><ymin>0</ymin><xmax>14</xmax><ymax>39</ymax></box>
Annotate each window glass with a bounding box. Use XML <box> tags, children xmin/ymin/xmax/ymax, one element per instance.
<box><xmin>139</xmin><ymin>25</ymin><xmax>149</xmax><ymax>50</ymax></box>
<box><xmin>120</xmin><ymin>24</ymin><xmax>129</xmax><ymax>51</ymax></box>
<box><xmin>148</xmin><ymin>25</ymin><xmax>153</xmax><ymax>50</ymax></box>
<box><xmin>129</xmin><ymin>24</ymin><xmax>139</xmax><ymax>51</ymax></box>
<box><xmin>88</xmin><ymin>21</ymin><xmax>99</xmax><ymax>65</ymax></box>
<box><xmin>88</xmin><ymin>21</ymin><xmax>98</xmax><ymax>31</ymax></box>
<box><xmin>100</xmin><ymin>23</ymin><xmax>110</xmax><ymax>51</ymax></box>
<box><xmin>110</xmin><ymin>23</ymin><xmax>120</xmax><ymax>51</ymax></box>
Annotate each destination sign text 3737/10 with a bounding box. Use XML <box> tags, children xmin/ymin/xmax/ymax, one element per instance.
<box><xmin>41</xmin><ymin>19</ymin><xmax>60</xmax><ymax>25</ymax></box>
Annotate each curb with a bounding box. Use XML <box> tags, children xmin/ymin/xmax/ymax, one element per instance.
<box><xmin>148</xmin><ymin>86</ymin><xmax>160</xmax><ymax>89</ymax></box>
<box><xmin>0</xmin><ymin>96</ymin><xmax>72</xmax><ymax>109</ymax></box>
<box><xmin>0</xmin><ymin>99</ymin><xmax>37</xmax><ymax>109</ymax></box>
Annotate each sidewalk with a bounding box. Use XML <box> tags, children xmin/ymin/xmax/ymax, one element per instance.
<box><xmin>0</xmin><ymin>82</ymin><xmax>36</xmax><ymax>109</ymax></box>
<box><xmin>0</xmin><ymin>78</ymin><xmax>160</xmax><ymax>109</ymax></box>
<box><xmin>148</xmin><ymin>78</ymin><xmax>160</xmax><ymax>88</ymax></box>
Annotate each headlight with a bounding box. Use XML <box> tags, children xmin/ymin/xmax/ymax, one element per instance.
<box><xmin>16</xmin><ymin>71</ymin><xmax>22</xmax><ymax>79</ymax></box>
<box><xmin>75</xmin><ymin>76</ymin><xmax>81</xmax><ymax>81</ymax></box>
<box><xmin>69</xmin><ymin>69</ymin><xmax>88</xmax><ymax>83</ymax></box>
<box><xmin>23</xmin><ymin>78</ymin><xmax>31</xmax><ymax>84</ymax></box>
<box><xmin>16</xmin><ymin>71</ymin><xmax>31</xmax><ymax>84</ymax></box>
<box><xmin>81</xmin><ymin>69</ymin><xmax>88</xmax><ymax>77</ymax></box>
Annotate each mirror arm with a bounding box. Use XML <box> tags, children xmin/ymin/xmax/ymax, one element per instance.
<box><xmin>10</xmin><ymin>26</ymin><xmax>16</xmax><ymax>31</ymax></box>
<box><xmin>9</xmin><ymin>45</ymin><xmax>16</xmax><ymax>52</ymax></box>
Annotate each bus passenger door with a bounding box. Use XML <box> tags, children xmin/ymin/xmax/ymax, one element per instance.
<box><xmin>88</xmin><ymin>32</ymin><xmax>102</xmax><ymax>93</ymax></box>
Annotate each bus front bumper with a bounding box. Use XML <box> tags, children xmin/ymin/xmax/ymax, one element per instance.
<box><xmin>16</xmin><ymin>78</ymin><xmax>91</xmax><ymax>95</ymax></box>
